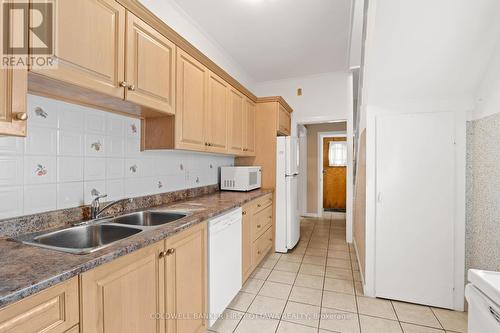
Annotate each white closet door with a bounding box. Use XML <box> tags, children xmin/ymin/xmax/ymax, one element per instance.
<box><xmin>375</xmin><ymin>111</ymin><xmax>455</xmax><ymax>308</ymax></box>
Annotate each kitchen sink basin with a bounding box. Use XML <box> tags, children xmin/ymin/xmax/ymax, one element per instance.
<box><xmin>111</xmin><ymin>211</ymin><xmax>187</xmax><ymax>227</ymax></box>
<box><xmin>22</xmin><ymin>224</ymin><xmax>142</xmax><ymax>254</ymax></box>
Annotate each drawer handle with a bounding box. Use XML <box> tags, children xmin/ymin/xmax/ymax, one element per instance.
<box><xmin>257</xmin><ymin>224</ymin><xmax>261</xmax><ymax>228</ymax></box>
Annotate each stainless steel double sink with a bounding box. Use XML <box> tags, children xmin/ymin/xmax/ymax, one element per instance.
<box><xmin>17</xmin><ymin>211</ymin><xmax>190</xmax><ymax>255</ymax></box>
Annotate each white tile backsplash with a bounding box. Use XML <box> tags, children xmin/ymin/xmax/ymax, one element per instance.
<box><xmin>0</xmin><ymin>156</ymin><xmax>23</xmax><ymax>186</ymax></box>
<box><xmin>84</xmin><ymin>157</ymin><xmax>106</xmax><ymax>181</ymax></box>
<box><xmin>0</xmin><ymin>94</ymin><xmax>235</xmax><ymax>219</ymax></box>
<box><xmin>24</xmin><ymin>127</ymin><xmax>57</xmax><ymax>155</ymax></box>
<box><xmin>0</xmin><ymin>187</ymin><xmax>23</xmax><ymax>219</ymax></box>
<box><xmin>57</xmin><ymin>182</ymin><xmax>84</xmax><ymax>209</ymax></box>
<box><xmin>24</xmin><ymin>184</ymin><xmax>57</xmax><ymax>215</ymax></box>
<box><xmin>57</xmin><ymin>157</ymin><xmax>83</xmax><ymax>182</ymax></box>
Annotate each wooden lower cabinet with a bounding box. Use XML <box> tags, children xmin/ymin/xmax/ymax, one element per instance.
<box><xmin>241</xmin><ymin>203</ymin><xmax>253</xmax><ymax>282</ymax></box>
<box><xmin>80</xmin><ymin>223</ymin><xmax>208</xmax><ymax>333</ymax></box>
<box><xmin>241</xmin><ymin>193</ymin><xmax>274</xmax><ymax>283</ymax></box>
<box><xmin>0</xmin><ymin>277</ymin><xmax>79</xmax><ymax>333</ymax></box>
<box><xmin>165</xmin><ymin>222</ymin><xmax>207</xmax><ymax>333</ymax></box>
<box><xmin>80</xmin><ymin>242</ymin><xmax>165</xmax><ymax>333</ymax></box>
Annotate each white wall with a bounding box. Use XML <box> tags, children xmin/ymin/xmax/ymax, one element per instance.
<box><xmin>139</xmin><ymin>0</ymin><xmax>255</xmax><ymax>90</ymax></box>
<box><xmin>254</xmin><ymin>71</ymin><xmax>352</xmax><ymax>135</ymax></box>
<box><xmin>0</xmin><ymin>95</ymin><xmax>234</xmax><ymax>219</ymax></box>
<box><xmin>473</xmin><ymin>40</ymin><xmax>500</xmax><ymax>120</ymax></box>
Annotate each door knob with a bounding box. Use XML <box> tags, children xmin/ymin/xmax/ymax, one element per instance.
<box><xmin>15</xmin><ymin>112</ymin><xmax>28</xmax><ymax>121</ymax></box>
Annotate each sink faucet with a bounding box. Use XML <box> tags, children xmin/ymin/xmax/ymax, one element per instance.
<box><xmin>90</xmin><ymin>191</ymin><xmax>133</xmax><ymax>220</ymax></box>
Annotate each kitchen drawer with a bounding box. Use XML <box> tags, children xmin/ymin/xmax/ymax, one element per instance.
<box><xmin>251</xmin><ymin>205</ymin><xmax>273</xmax><ymax>241</ymax></box>
<box><xmin>0</xmin><ymin>277</ymin><xmax>79</xmax><ymax>333</ymax></box>
<box><xmin>252</xmin><ymin>226</ymin><xmax>273</xmax><ymax>267</ymax></box>
<box><xmin>251</xmin><ymin>193</ymin><xmax>273</xmax><ymax>213</ymax></box>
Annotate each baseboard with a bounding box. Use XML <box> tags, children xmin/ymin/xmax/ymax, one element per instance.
<box><xmin>301</xmin><ymin>213</ymin><xmax>320</xmax><ymax>218</ymax></box>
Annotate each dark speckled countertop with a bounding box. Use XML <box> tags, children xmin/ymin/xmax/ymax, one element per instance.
<box><xmin>0</xmin><ymin>189</ymin><xmax>272</xmax><ymax>309</ymax></box>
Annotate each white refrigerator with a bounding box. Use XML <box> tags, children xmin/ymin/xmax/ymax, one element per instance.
<box><xmin>275</xmin><ymin>136</ymin><xmax>300</xmax><ymax>253</ymax></box>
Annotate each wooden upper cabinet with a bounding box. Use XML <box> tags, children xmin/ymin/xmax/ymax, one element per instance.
<box><xmin>80</xmin><ymin>241</ymin><xmax>165</xmax><ymax>333</ymax></box>
<box><xmin>277</xmin><ymin>103</ymin><xmax>291</xmax><ymax>136</ymax></box>
<box><xmin>0</xmin><ymin>69</ymin><xmax>27</xmax><ymax>137</ymax></box>
<box><xmin>228</xmin><ymin>87</ymin><xmax>245</xmax><ymax>154</ymax></box>
<box><xmin>175</xmin><ymin>49</ymin><xmax>208</xmax><ymax>151</ymax></box>
<box><xmin>165</xmin><ymin>222</ymin><xmax>207</xmax><ymax>333</ymax></box>
<box><xmin>125</xmin><ymin>12</ymin><xmax>176</xmax><ymax>114</ymax></box>
<box><xmin>244</xmin><ymin>98</ymin><xmax>256</xmax><ymax>156</ymax></box>
<box><xmin>31</xmin><ymin>0</ymin><xmax>126</xmax><ymax>98</ymax></box>
<box><xmin>0</xmin><ymin>277</ymin><xmax>79</xmax><ymax>333</ymax></box>
<box><xmin>206</xmin><ymin>72</ymin><xmax>229</xmax><ymax>153</ymax></box>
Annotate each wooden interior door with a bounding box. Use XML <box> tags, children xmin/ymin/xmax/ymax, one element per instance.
<box><xmin>206</xmin><ymin>71</ymin><xmax>229</xmax><ymax>153</ymax></box>
<box><xmin>244</xmin><ymin>98</ymin><xmax>256</xmax><ymax>155</ymax></box>
<box><xmin>125</xmin><ymin>12</ymin><xmax>176</xmax><ymax>114</ymax></box>
<box><xmin>31</xmin><ymin>0</ymin><xmax>126</xmax><ymax>98</ymax></box>
<box><xmin>80</xmin><ymin>242</ymin><xmax>165</xmax><ymax>333</ymax></box>
<box><xmin>165</xmin><ymin>222</ymin><xmax>207</xmax><ymax>333</ymax></box>
<box><xmin>175</xmin><ymin>49</ymin><xmax>208</xmax><ymax>151</ymax></box>
<box><xmin>228</xmin><ymin>87</ymin><xmax>244</xmax><ymax>154</ymax></box>
<box><xmin>323</xmin><ymin>137</ymin><xmax>347</xmax><ymax>211</ymax></box>
<box><xmin>0</xmin><ymin>68</ymin><xmax>27</xmax><ymax>136</ymax></box>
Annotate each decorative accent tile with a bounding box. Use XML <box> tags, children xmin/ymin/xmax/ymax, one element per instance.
<box><xmin>85</xmin><ymin>134</ymin><xmax>106</xmax><ymax>156</ymax></box>
<box><xmin>27</xmin><ymin>95</ymin><xmax>59</xmax><ymax>128</ymax></box>
<box><xmin>24</xmin><ymin>156</ymin><xmax>56</xmax><ymax>184</ymax></box>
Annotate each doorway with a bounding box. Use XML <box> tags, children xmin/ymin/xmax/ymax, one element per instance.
<box><xmin>322</xmin><ymin>136</ymin><xmax>347</xmax><ymax>212</ymax></box>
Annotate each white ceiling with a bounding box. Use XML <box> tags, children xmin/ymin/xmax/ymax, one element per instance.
<box><xmin>171</xmin><ymin>0</ymin><xmax>353</xmax><ymax>82</ymax></box>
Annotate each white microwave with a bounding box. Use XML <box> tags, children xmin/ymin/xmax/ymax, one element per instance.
<box><xmin>221</xmin><ymin>166</ymin><xmax>262</xmax><ymax>191</ymax></box>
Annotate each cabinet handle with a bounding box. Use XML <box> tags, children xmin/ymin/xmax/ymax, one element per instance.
<box><xmin>119</xmin><ymin>81</ymin><xmax>128</xmax><ymax>87</ymax></box>
<box><xmin>166</xmin><ymin>248</ymin><xmax>175</xmax><ymax>255</ymax></box>
<box><xmin>128</xmin><ymin>84</ymin><xmax>136</xmax><ymax>91</ymax></box>
<box><xmin>257</xmin><ymin>224</ymin><xmax>261</xmax><ymax>228</ymax></box>
<box><xmin>257</xmin><ymin>204</ymin><xmax>261</xmax><ymax>208</ymax></box>
<box><xmin>205</xmin><ymin>142</ymin><xmax>208</xmax><ymax>146</ymax></box>
<box><xmin>15</xmin><ymin>112</ymin><xmax>28</xmax><ymax>121</ymax></box>
<box><xmin>242</xmin><ymin>211</ymin><xmax>246</xmax><ymax>216</ymax></box>
<box><xmin>257</xmin><ymin>250</ymin><xmax>261</xmax><ymax>255</ymax></box>
<box><xmin>268</xmin><ymin>216</ymin><xmax>272</xmax><ymax>219</ymax></box>
<box><xmin>159</xmin><ymin>251</ymin><xmax>168</xmax><ymax>258</ymax></box>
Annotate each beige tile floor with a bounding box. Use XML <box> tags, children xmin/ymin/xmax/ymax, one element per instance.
<box><xmin>208</xmin><ymin>217</ymin><xmax>468</xmax><ymax>333</ymax></box>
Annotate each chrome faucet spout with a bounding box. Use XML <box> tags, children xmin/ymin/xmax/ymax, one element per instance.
<box><xmin>90</xmin><ymin>196</ymin><xmax>133</xmax><ymax>220</ymax></box>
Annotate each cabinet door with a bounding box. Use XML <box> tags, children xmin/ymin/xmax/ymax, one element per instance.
<box><xmin>31</xmin><ymin>0</ymin><xmax>126</xmax><ymax>98</ymax></box>
<box><xmin>228</xmin><ymin>87</ymin><xmax>244</xmax><ymax>155</ymax></box>
<box><xmin>175</xmin><ymin>50</ymin><xmax>208</xmax><ymax>151</ymax></box>
<box><xmin>0</xmin><ymin>68</ymin><xmax>27</xmax><ymax>136</ymax></box>
<box><xmin>277</xmin><ymin>104</ymin><xmax>291</xmax><ymax>136</ymax></box>
<box><xmin>165</xmin><ymin>222</ymin><xmax>207</xmax><ymax>333</ymax></box>
<box><xmin>244</xmin><ymin>98</ymin><xmax>256</xmax><ymax>156</ymax></box>
<box><xmin>81</xmin><ymin>242</ymin><xmax>165</xmax><ymax>333</ymax></box>
<box><xmin>241</xmin><ymin>204</ymin><xmax>252</xmax><ymax>282</ymax></box>
<box><xmin>206</xmin><ymin>72</ymin><xmax>229</xmax><ymax>153</ymax></box>
<box><xmin>0</xmin><ymin>277</ymin><xmax>78</xmax><ymax>333</ymax></box>
<box><xmin>125</xmin><ymin>13</ymin><xmax>176</xmax><ymax>114</ymax></box>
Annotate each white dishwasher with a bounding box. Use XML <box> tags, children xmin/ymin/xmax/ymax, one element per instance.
<box><xmin>208</xmin><ymin>208</ymin><xmax>242</xmax><ymax>327</ymax></box>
